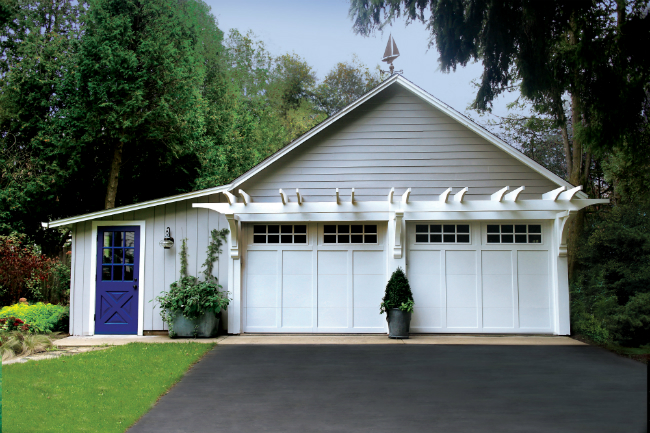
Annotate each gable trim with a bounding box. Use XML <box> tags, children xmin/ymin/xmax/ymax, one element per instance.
<box><xmin>47</xmin><ymin>185</ymin><xmax>230</xmax><ymax>228</ymax></box>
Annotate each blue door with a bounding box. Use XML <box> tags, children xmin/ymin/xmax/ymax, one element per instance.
<box><xmin>95</xmin><ymin>226</ymin><xmax>140</xmax><ymax>334</ymax></box>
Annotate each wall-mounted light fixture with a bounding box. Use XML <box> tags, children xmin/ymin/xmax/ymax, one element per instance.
<box><xmin>159</xmin><ymin>227</ymin><xmax>174</xmax><ymax>249</ymax></box>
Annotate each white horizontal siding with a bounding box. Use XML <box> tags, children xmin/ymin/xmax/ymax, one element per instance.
<box><xmin>69</xmin><ymin>193</ymin><xmax>230</xmax><ymax>335</ymax></box>
<box><xmin>239</xmin><ymin>85</ymin><xmax>558</xmax><ymax>202</ymax></box>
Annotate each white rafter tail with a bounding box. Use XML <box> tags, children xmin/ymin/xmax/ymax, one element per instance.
<box><xmin>238</xmin><ymin>189</ymin><xmax>250</xmax><ymax>205</ymax></box>
<box><xmin>454</xmin><ymin>187</ymin><xmax>468</xmax><ymax>203</ymax></box>
<box><xmin>558</xmin><ymin>185</ymin><xmax>583</xmax><ymax>201</ymax></box>
<box><xmin>388</xmin><ymin>187</ymin><xmax>395</xmax><ymax>203</ymax></box>
<box><xmin>295</xmin><ymin>188</ymin><xmax>302</xmax><ymax>205</ymax></box>
<box><xmin>402</xmin><ymin>188</ymin><xmax>411</xmax><ymax>204</ymax></box>
<box><xmin>491</xmin><ymin>186</ymin><xmax>510</xmax><ymax>202</ymax></box>
<box><xmin>505</xmin><ymin>186</ymin><xmax>525</xmax><ymax>202</ymax></box>
<box><xmin>335</xmin><ymin>188</ymin><xmax>340</xmax><ymax>204</ymax></box>
<box><xmin>279</xmin><ymin>189</ymin><xmax>287</xmax><ymax>205</ymax></box>
<box><xmin>224</xmin><ymin>191</ymin><xmax>236</xmax><ymax>205</ymax></box>
<box><xmin>351</xmin><ymin>188</ymin><xmax>355</xmax><ymax>204</ymax></box>
<box><xmin>542</xmin><ymin>185</ymin><xmax>566</xmax><ymax>201</ymax></box>
<box><xmin>439</xmin><ymin>187</ymin><xmax>452</xmax><ymax>203</ymax></box>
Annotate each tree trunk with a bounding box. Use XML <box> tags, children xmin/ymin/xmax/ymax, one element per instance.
<box><xmin>105</xmin><ymin>140</ymin><xmax>124</xmax><ymax>209</ymax></box>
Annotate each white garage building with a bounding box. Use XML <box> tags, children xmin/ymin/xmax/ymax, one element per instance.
<box><xmin>48</xmin><ymin>75</ymin><xmax>606</xmax><ymax>336</ymax></box>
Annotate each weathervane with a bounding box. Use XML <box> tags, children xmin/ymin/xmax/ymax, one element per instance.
<box><xmin>381</xmin><ymin>34</ymin><xmax>402</xmax><ymax>77</ymax></box>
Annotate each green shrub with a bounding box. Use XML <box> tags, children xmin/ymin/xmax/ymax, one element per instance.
<box><xmin>380</xmin><ymin>267</ymin><xmax>414</xmax><ymax>314</ymax></box>
<box><xmin>0</xmin><ymin>302</ymin><xmax>69</xmax><ymax>333</ymax></box>
<box><xmin>611</xmin><ymin>291</ymin><xmax>650</xmax><ymax>347</ymax></box>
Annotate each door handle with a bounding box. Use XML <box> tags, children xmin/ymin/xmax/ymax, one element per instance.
<box><xmin>133</xmin><ymin>284</ymin><xmax>138</xmax><ymax>290</ymax></box>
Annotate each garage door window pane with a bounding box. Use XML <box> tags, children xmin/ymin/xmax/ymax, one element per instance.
<box><xmin>323</xmin><ymin>225</ymin><xmax>378</xmax><ymax>244</ymax></box>
<box><xmin>486</xmin><ymin>224</ymin><xmax>543</xmax><ymax>244</ymax></box>
<box><xmin>416</xmin><ymin>224</ymin><xmax>469</xmax><ymax>244</ymax></box>
<box><xmin>253</xmin><ymin>225</ymin><xmax>308</xmax><ymax>244</ymax></box>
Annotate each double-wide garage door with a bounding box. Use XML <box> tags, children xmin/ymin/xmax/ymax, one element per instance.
<box><xmin>242</xmin><ymin>221</ymin><xmax>553</xmax><ymax>334</ymax></box>
<box><xmin>407</xmin><ymin>222</ymin><xmax>553</xmax><ymax>333</ymax></box>
<box><xmin>242</xmin><ymin>222</ymin><xmax>388</xmax><ymax>333</ymax></box>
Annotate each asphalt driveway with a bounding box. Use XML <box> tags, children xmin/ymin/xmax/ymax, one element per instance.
<box><xmin>128</xmin><ymin>344</ymin><xmax>646</xmax><ymax>433</ymax></box>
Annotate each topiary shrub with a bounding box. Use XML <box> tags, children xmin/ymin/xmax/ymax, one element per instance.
<box><xmin>380</xmin><ymin>267</ymin><xmax>414</xmax><ymax>314</ymax></box>
<box><xmin>0</xmin><ymin>302</ymin><xmax>69</xmax><ymax>333</ymax></box>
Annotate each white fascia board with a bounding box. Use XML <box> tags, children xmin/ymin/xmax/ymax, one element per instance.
<box><xmin>228</xmin><ymin>75</ymin><xmax>402</xmax><ymax>190</ymax></box>
<box><xmin>393</xmin><ymin>77</ymin><xmax>589</xmax><ymax>199</ymax></box>
<box><xmin>47</xmin><ymin>184</ymin><xmax>231</xmax><ymax>228</ymax></box>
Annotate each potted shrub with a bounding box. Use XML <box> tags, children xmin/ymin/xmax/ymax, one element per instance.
<box><xmin>155</xmin><ymin>229</ymin><xmax>230</xmax><ymax>338</ymax></box>
<box><xmin>380</xmin><ymin>267</ymin><xmax>414</xmax><ymax>339</ymax></box>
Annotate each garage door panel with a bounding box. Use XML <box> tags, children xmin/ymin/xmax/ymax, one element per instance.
<box><xmin>411</xmin><ymin>307</ymin><xmax>442</xmax><ymax>328</ymax></box>
<box><xmin>518</xmin><ymin>251</ymin><xmax>548</xmax><ymax>275</ymax></box>
<box><xmin>246</xmin><ymin>308</ymin><xmax>276</xmax><ymax>328</ymax></box>
<box><xmin>482</xmin><ymin>274</ymin><xmax>513</xmax><ymax>308</ymax></box>
<box><xmin>446</xmin><ymin>251</ymin><xmax>475</xmax><ymax>275</ymax></box>
<box><xmin>447</xmin><ymin>308</ymin><xmax>478</xmax><ymax>328</ymax></box>
<box><xmin>247</xmin><ymin>251</ymin><xmax>278</xmax><ymax>275</ymax></box>
<box><xmin>318</xmin><ymin>251</ymin><xmax>348</xmax><ymax>273</ymax></box>
<box><xmin>246</xmin><ymin>274</ymin><xmax>277</xmax><ymax>308</ymax></box>
<box><xmin>409</xmin><ymin>250</ymin><xmax>441</xmax><ymax>275</ymax></box>
<box><xmin>317</xmin><ymin>274</ymin><xmax>347</xmax><ymax>308</ymax></box>
<box><xmin>318</xmin><ymin>307</ymin><xmax>347</xmax><ymax>328</ymax></box>
<box><xmin>282</xmin><ymin>308</ymin><xmax>312</xmax><ymax>328</ymax></box>
<box><xmin>408</xmin><ymin>274</ymin><xmax>442</xmax><ymax>308</ymax></box>
<box><xmin>353</xmin><ymin>251</ymin><xmax>384</xmax><ymax>275</ymax></box>
<box><xmin>518</xmin><ymin>277</ymin><xmax>550</xmax><ymax>308</ymax></box>
<box><xmin>353</xmin><ymin>274</ymin><xmax>384</xmax><ymax>307</ymax></box>
<box><xmin>354</xmin><ymin>308</ymin><xmax>384</xmax><ymax>328</ymax></box>
<box><xmin>283</xmin><ymin>251</ymin><xmax>312</xmax><ymax>275</ymax></box>
<box><xmin>519</xmin><ymin>308</ymin><xmax>550</xmax><ymax>329</ymax></box>
<box><xmin>446</xmin><ymin>275</ymin><xmax>477</xmax><ymax>308</ymax></box>
<box><xmin>481</xmin><ymin>251</ymin><xmax>512</xmax><ymax>275</ymax></box>
<box><xmin>483</xmin><ymin>308</ymin><xmax>514</xmax><ymax>328</ymax></box>
<box><xmin>282</xmin><ymin>274</ymin><xmax>312</xmax><ymax>308</ymax></box>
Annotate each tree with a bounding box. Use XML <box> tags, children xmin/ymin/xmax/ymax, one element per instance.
<box><xmin>59</xmin><ymin>0</ymin><xmax>214</xmax><ymax>210</ymax></box>
<box><xmin>0</xmin><ymin>0</ymin><xmax>82</xmax><ymax>248</ymax></box>
<box><xmin>350</xmin><ymin>0</ymin><xmax>650</xmax><ymax>275</ymax></box>
<box><xmin>315</xmin><ymin>55</ymin><xmax>381</xmax><ymax>116</ymax></box>
<box><xmin>351</xmin><ymin>0</ymin><xmax>649</xmax><ymax>182</ymax></box>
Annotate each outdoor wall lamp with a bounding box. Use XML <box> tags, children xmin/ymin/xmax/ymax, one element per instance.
<box><xmin>159</xmin><ymin>227</ymin><xmax>174</xmax><ymax>249</ymax></box>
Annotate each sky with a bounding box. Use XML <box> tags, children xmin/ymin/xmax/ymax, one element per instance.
<box><xmin>204</xmin><ymin>0</ymin><xmax>518</xmax><ymax>121</ymax></box>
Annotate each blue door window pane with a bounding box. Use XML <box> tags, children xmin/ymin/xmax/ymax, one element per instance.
<box><xmin>102</xmin><ymin>249</ymin><xmax>112</xmax><ymax>263</ymax></box>
<box><xmin>113</xmin><ymin>266</ymin><xmax>123</xmax><ymax>281</ymax></box>
<box><xmin>103</xmin><ymin>233</ymin><xmax>113</xmax><ymax>247</ymax></box>
<box><xmin>102</xmin><ymin>266</ymin><xmax>112</xmax><ymax>280</ymax></box>
<box><xmin>113</xmin><ymin>249</ymin><xmax>123</xmax><ymax>264</ymax></box>
<box><xmin>124</xmin><ymin>249</ymin><xmax>134</xmax><ymax>264</ymax></box>
<box><xmin>125</xmin><ymin>232</ymin><xmax>135</xmax><ymax>247</ymax></box>
<box><xmin>124</xmin><ymin>266</ymin><xmax>134</xmax><ymax>281</ymax></box>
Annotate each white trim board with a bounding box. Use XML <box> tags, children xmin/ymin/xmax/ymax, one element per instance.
<box><xmin>89</xmin><ymin>221</ymin><xmax>146</xmax><ymax>336</ymax></box>
<box><xmin>47</xmin><ymin>186</ymin><xmax>229</xmax><ymax>228</ymax></box>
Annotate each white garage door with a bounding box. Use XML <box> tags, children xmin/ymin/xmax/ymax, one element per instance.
<box><xmin>407</xmin><ymin>222</ymin><xmax>553</xmax><ymax>333</ymax></box>
<box><xmin>242</xmin><ymin>222</ymin><xmax>387</xmax><ymax>333</ymax></box>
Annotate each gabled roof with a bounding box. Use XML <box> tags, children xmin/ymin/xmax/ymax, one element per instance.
<box><xmin>47</xmin><ymin>74</ymin><xmax>583</xmax><ymax>228</ymax></box>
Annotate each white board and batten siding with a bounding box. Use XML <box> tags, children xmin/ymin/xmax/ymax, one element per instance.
<box><xmin>238</xmin><ymin>85</ymin><xmax>558</xmax><ymax>203</ymax></box>
<box><xmin>68</xmin><ymin>193</ymin><xmax>230</xmax><ymax>335</ymax></box>
<box><xmin>407</xmin><ymin>222</ymin><xmax>553</xmax><ymax>333</ymax></box>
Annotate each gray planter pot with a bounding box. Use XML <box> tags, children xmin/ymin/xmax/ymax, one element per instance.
<box><xmin>386</xmin><ymin>308</ymin><xmax>411</xmax><ymax>339</ymax></box>
<box><xmin>169</xmin><ymin>310</ymin><xmax>219</xmax><ymax>338</ymax></box>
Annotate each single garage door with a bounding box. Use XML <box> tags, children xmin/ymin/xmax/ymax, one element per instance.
<box><xmin>407</xmin><ymin>222</ymin><xmax>553</xmax><ymax>333</ymax></box>
<box><xmin>242</xmin><ymin>222</ymin><xmax>387</xmax><ymax>333</ymax></box>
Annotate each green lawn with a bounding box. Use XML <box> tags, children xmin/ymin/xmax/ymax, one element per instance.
<box><xmin>3</xmin><ymin>342</ymin><xmax>215</xmax><ymax>433</ymax></box>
